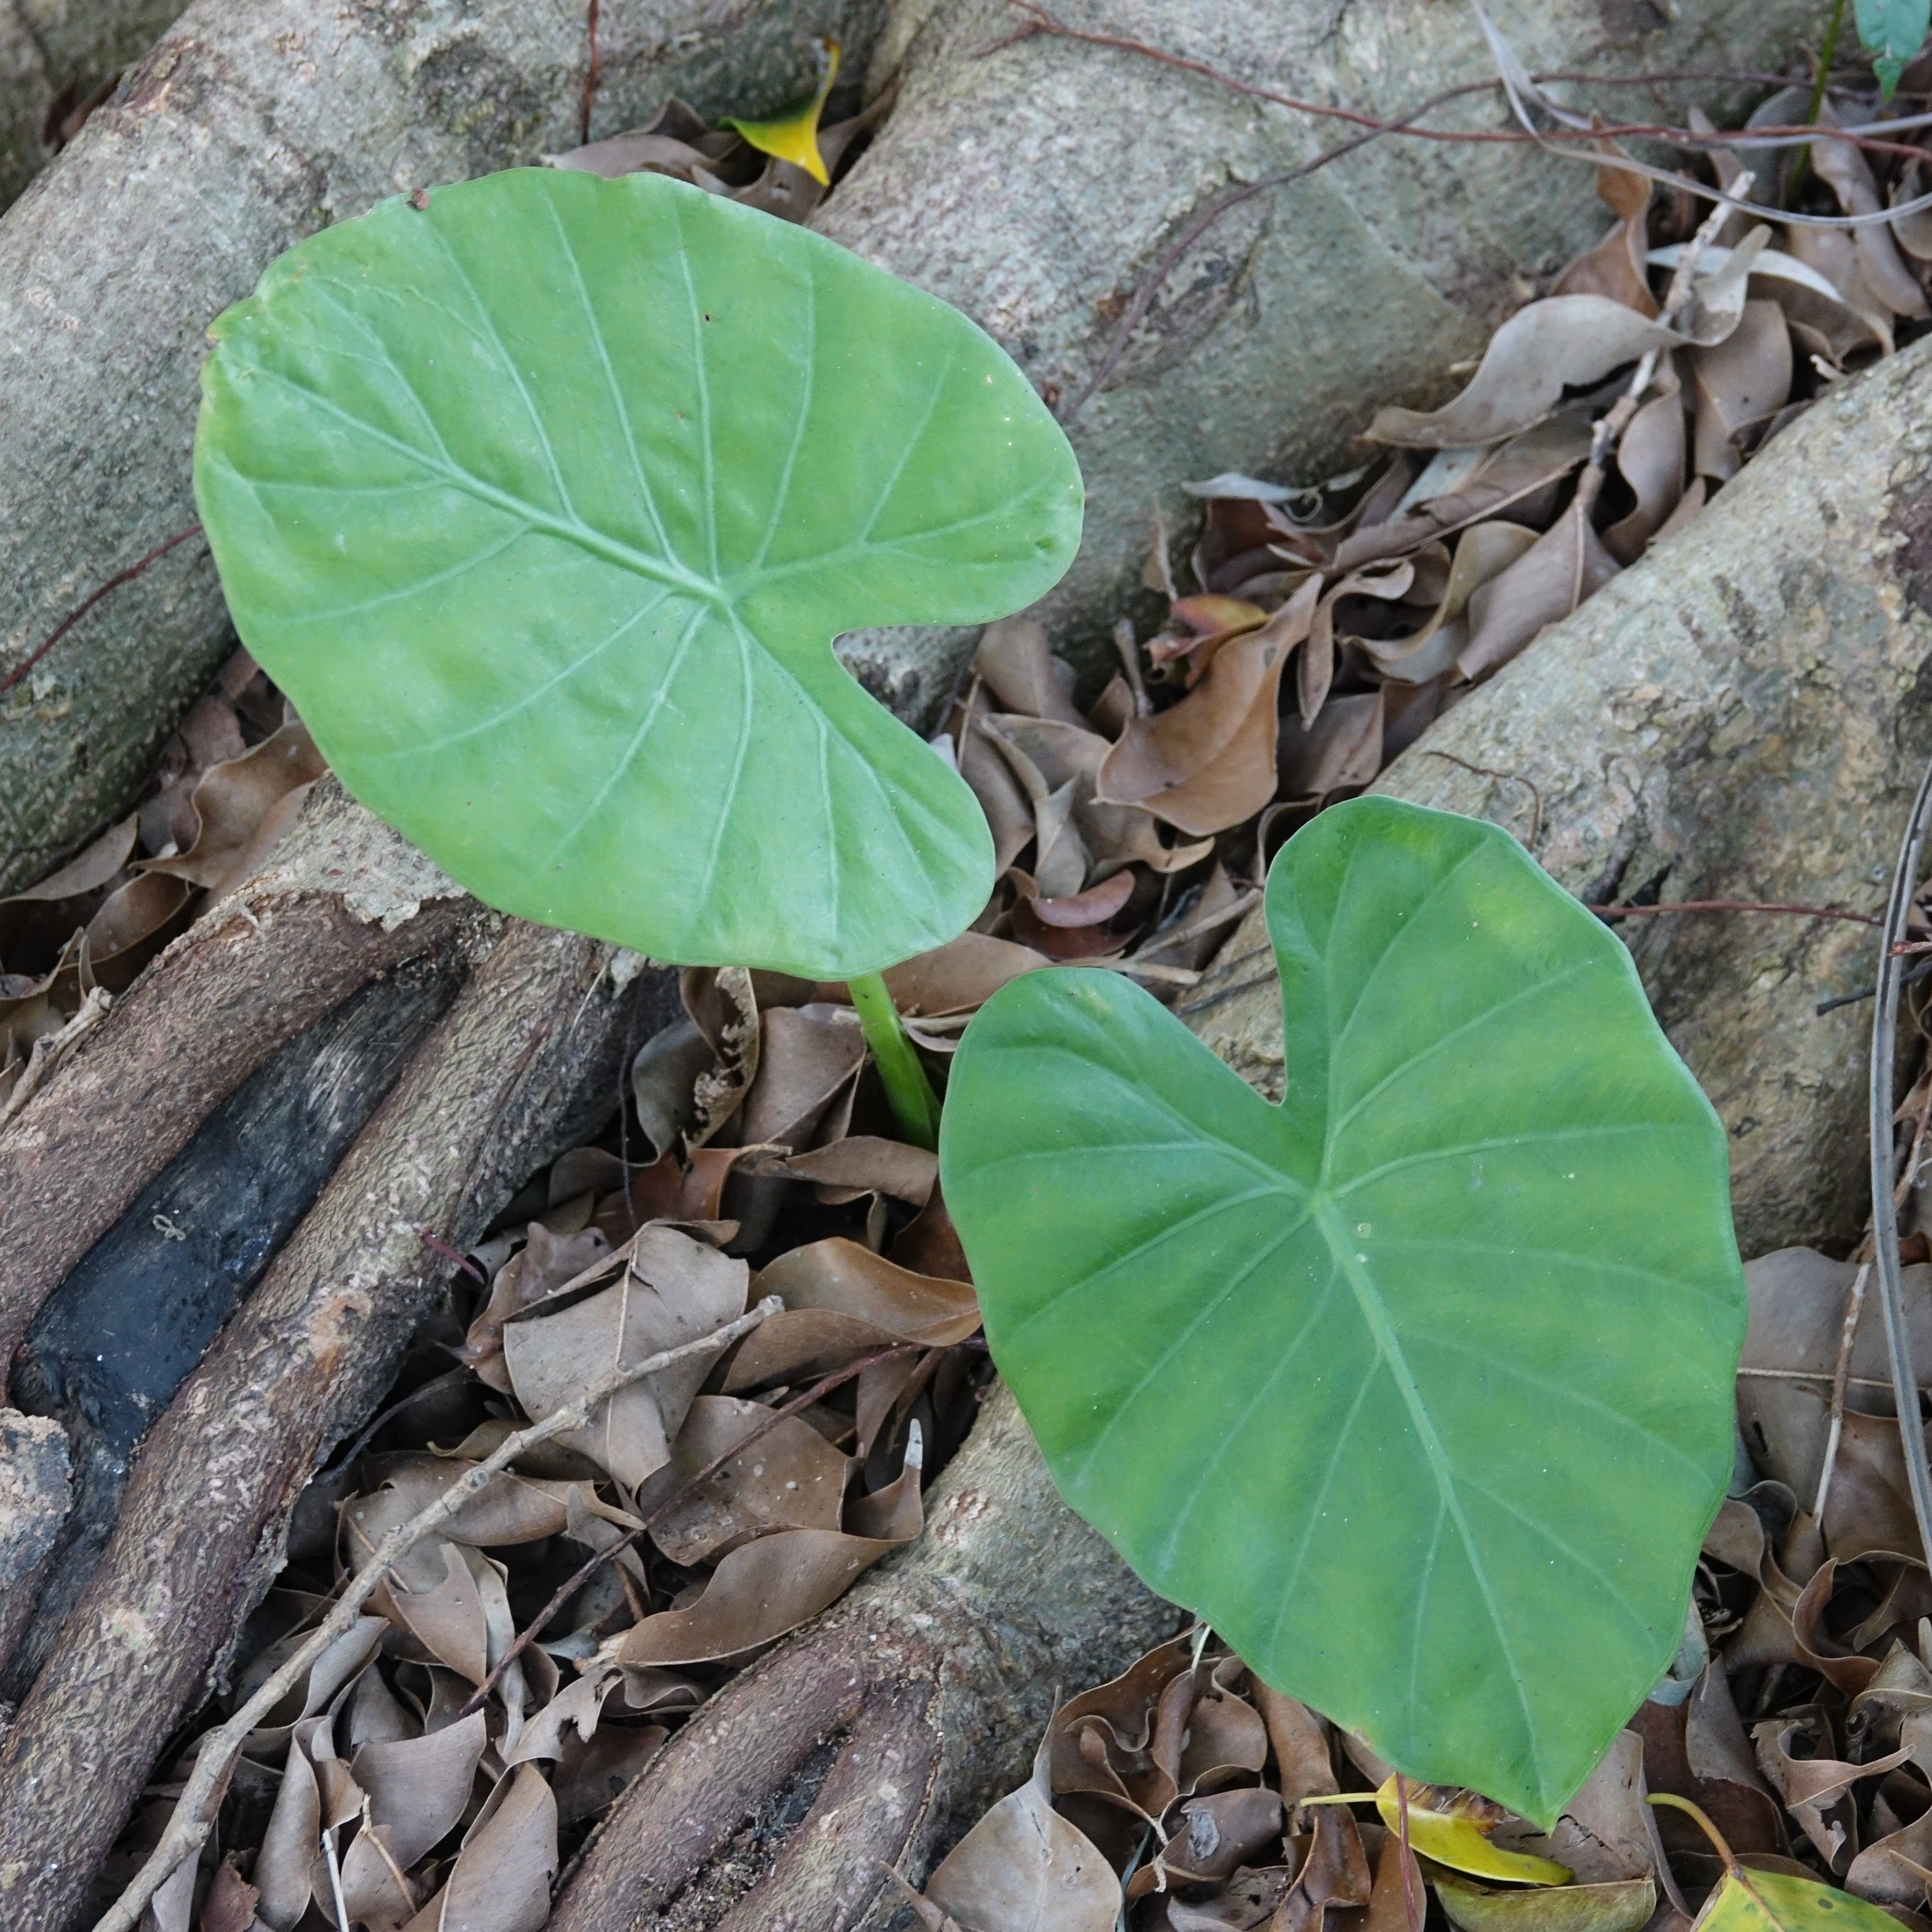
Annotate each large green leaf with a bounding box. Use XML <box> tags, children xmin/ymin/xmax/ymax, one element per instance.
<box><xmin>193</xmin><ymin>169</ymin><xmax>1080</xmax><ymax>977</ymax></box>
<box><xmin>941</xmin><ymin>797</ymin><xmax>1744</xmax><ymax>1824</ymax></box>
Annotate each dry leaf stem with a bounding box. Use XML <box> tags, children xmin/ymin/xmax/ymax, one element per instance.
<box><xmin>1580</xmin><ymin>172</ymin><xmax>1754</xmax><ymax>514</ymax></box>
<box><xmin>91</xmin><ymin>1294</ymin><xmax>782</xmax><ymax>1932</ymax></box>
<box><xmin>1813</xmin><ymin>1262</ymin><xmax>1872</xmax><ymax>1517</ymax></box>
<box><xmin>455</xmin><ymin>1337</ymin><xmax>922</xmax><ymax>1718</ymax></box>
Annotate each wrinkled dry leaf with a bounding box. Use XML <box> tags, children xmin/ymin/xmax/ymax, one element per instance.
<box><xmin>1369</xmin><ymin>237</ymin><xmax>1766</xmax><ymax>448</ymax></box>
<box><xmin>1690</xmin><ymin>299</ymin><xmax>1792</xmax><ymax>482</ymax></box>
<box><xmin>503</xmin><ymin>1224</ymin><xmax>749</xmax><ymax>1490</ymax></box>
<box><xmin>402</xmin><ymin>1763</ymin><xmax>557</xmax><ymax>1932</ymax></box>
<box><xmin>1550</xmin><ymin>154</ymin><xmax>1657</xmax><ymax>317</ymax></box>
<box><xmin>918</xmin><ymin>1723</ymin><xmax>1122</xmax><ymax>1932</ymax></box>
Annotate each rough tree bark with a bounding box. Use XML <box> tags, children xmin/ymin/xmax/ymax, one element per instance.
<box><xmin>0</xmin><ymin>0</ymin><xmax>185</xmax><ymax>208</ymax></box>
<box><xmin>1</xmin><ymin>0</ymin><xmax>1828</xmax><ymax>882</ymax></box>
<box><xmin>0</xmin><ymin>0</ymin><xmax>883</xmax><ymax>892</ymax></box>
<box><xmin>815</xmin><ymin>0</ymin><xmax>1822</xmax><ymax>710</ymax></box>
<box><xmin>0</xmin><ymin>782</ymin><xmax>472</xmax><ymax>1366</ymax></box>
<box><xmin>542</xmin><ymin>330</ymin><xmax>1932</xmax><ymax>1932</ymax></box>
<box><xmin>0</xmin><ymin>798</ymin><xmax>658</xmax><ymax>1929</ymax></box>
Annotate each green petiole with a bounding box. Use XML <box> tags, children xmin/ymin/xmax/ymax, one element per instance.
<box><xmin>846</xmin><ymin>970</ymin><xmax>943</xmax><ymax>1151</ymax></box>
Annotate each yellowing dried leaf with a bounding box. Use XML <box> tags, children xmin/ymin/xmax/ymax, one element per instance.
<box><xmin>722</xmin><ymin>36</ymin><xmax>838</xmax><ymax>186</ymax></box>
<box><xmin>1371</xmin><ymin>1779</ymin><xmax>1571</xmax><ymax>1884</ymax></box>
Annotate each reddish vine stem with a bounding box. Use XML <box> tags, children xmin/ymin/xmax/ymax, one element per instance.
<box><xmin>2</xmin><ymin>524</ymin><xmax>205</xmax><ymax>700</ymax></box>
<box><xmin>580</xmin><ymin>0</ymin><xmax>602</xmax><ymax>146</ymax></box>
<box><xmin>453</xmin><ymin>1340</ymin><xmax>924</xmax><ymax>1719</ymax></box>
<box><xmin>1589</xmin><ymin>899</ymin><xmax>1885</xmax><ymax>925</ymax></box>
<box><xmin>995</xmin><ymin>3</ymin><xmax>1927</xmax><ymax>161</ymax></box>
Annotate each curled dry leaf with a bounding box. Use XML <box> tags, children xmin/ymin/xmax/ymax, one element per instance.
<box><xmin>1096</xmin><ymin>582</ymin><xmax>1320</xmax><ymax>833</ymax></box>
<box><xmin>1368</xmin><ymin>235</ymin><xmax>1766</xmax><ymax>448</ymax></box>
<box><xmin>914</xmin><ymin>1723</ymin><xmax>1123</xmax><ymax>1932</ymax></box>
<box><xmin>141</xmin><ymin>720</ymin><xmax>326</xmax><ymax>895</ymax></box>
<box><xmin>1690</xmin><ymin>300</ymin><xmax>1793</xmax><ymax>483</ymax></box>
<box><xmin>1550</xmin><ymin>154</ymin><xmax>1657</xmax><ymax>318</ymax></box>
<box><xmin>503</xmin><ymin>1223</ymin><xmax>750</xmax><ymax>1490</ymax></box>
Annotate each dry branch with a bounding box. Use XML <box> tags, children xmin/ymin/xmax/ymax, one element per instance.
<box><xmin>0</xmin><ymin>782</ymin><xmax>475</xmax><ymax>1368</ymax></box>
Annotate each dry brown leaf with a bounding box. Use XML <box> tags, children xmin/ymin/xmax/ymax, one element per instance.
<box><xmin>612</xmin><ymin>1492</ymin><xmax>920</xmax><ymax>1666</ymax></box>
<box><xmin>1302</xmin><ymin>563</ymin><xmax>1410</xmax><ymax>723</ymax></box>
<box><xmin>1369</xmin><ymin>238</ymin><xmax>1765</xmax><ymax>448</ymax></box>
<box><xmin>638</xmin><ymin>1393</ymin><xmax>851</xmax><ymax>1564</ymax></box>
<box><xmin>401</xmin><ymin>1763</ymin><xmax>557</xmax><ymax>1932</ymax></box>
<box><xmin>336</xmin><ymin>1709</ymin><xmax>487</xmax><ymax>1926</ymax></box>
<box><xmin>957</xmin><ymin>691</ymin><xmax>1041</xmax><ymax>873</ymax></box>
<box><xmin>629</xmin><ymin>1018</ymin><xmax>716</xmax><ymax>1162</ymax></box>
<box><xmin>975</xmin><ymin>616</ymin><xmax>1088</xmax><ymax>724</ymax></box>
<box><xmin>1810</xmin><ymin>118</ymin><xmax>1930</xmax><ymax>320</ymax></box>
<box><xmin>253</xmin><ymin>1721</ymin><xmax>324</xmax><ymax>1931</ymax></box>
<box><xmin>1689</xmin><ymin>299</ymin><xmax>1792</xmax><ymax>482</ymax></box>
<box><xmin>457</xmin><ymin>1222</ymin><xmax>612</xmax><ymax>1393</ymax></box>
<box><xmin>739</xmin><ymin>1001</ymin><xmax>864</xmax><ymax>1149</ymax></box>
<box><xmin>502</xmin><ymin>1223</ymin><xmax>750</xmax><ymax>1490</ymax></box>
<box><xmin>917</xmin><ymin>1722</ymin><xmax>1122</xmax><ymax>1932</ymax></box>
<box><xmin>871</xmin><ymin>931</ymin><xmax>1052</xmax><ymax>1017</ymax></box>
<box><xmin>1097</xmin><ymin>582</ymin><xmax>1320</xmax><ymax>833</ymax></box>
<box><xmin>503</xmin><ymin>1661</ymin><xmax>624</xmax><ymax>1768</ymax></box>
<box><xmin>1550</xmin><ymin>154</ymin><xmax>1657</xmax><ymax>317</ymax></box>
<box><xmin>552</xmin><ymin>1721</ymin><xmax>668</xmax><ymax>1826</ymax></box>
<box><xmin>1335</xmin><ymin>416</ymin><xmax>1592</xmax><ymax>572</ymax></box>
<box><xmin>1605</xmin><ymin>375</ymin><xmax>1687</xmax><ymax>563</ymax></box>
<box><xmin>197</xmin><ymin>1857</ymin><xmax>260</xmax><ymax>1932</ymax></box>
<box><xmin>1456</xmin><ymin>499</ymin><xmax>1618</xmax><ymax>682</ymax></box>
<box><xmin>680</xmin><ymin>966</ymin><xmax>760</xmax><ymax>1148</ymax></box>
<box><xmin>749</xmin><ymin>1134</ymin><xmax>938</xmax><ymax>1208</ymax></box>
<box><xmin>1365</xmin><ymin>520</ymin><xmax>1539</xmax><ymax>685</ymax></box>
<box><xmin>141</xmin><ymin>721</ymin><xmax>326</xmax><ymax>895</ymax></box>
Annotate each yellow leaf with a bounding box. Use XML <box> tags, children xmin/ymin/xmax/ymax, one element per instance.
<box><xmin>1374</xmin><ymin>1778</ymin><xmax>1572</xmax><ymax>1886</ymax></box>
<box><xmin>1697</xmin><ymin>1865</ymin><xmax>1901</xmax><ymax>1932</ymax></box>
<box><xmin>724</xmin><ymin>40</ymin><xmax>840</xmax><ymax>187</ymax></box>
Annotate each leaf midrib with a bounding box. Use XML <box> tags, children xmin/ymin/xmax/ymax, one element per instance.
<box><xmin>1309</xmin><ymin>1191</ymin><xmax>1541</xmax><ymax>1765</ymax></box>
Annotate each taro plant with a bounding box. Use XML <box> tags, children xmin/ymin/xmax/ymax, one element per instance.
<box><xmin>193</xmin><ymin>167</ymin><xmax>1081</xmax><ymax>1146</ymax></box>
<box><xmin>197</xmin><ymin>165</ymin><xmax>1747</xmax><ymax>1833</ymax></box>
<box><xmin>940</xmin><ymin>798</ymin><xmax>1747</xmax><ymax>1826</ymax></box>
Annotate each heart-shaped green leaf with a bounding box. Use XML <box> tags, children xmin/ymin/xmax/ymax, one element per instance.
<box><xmin>193</xmin><ymin>169</ymin><xmax>1080</xmax><ymax>977</ymax></box>
<box><xmin>941</xmin><ymin>797</ymin><xmax>1744</xmax><ymax>1824</ymax></box>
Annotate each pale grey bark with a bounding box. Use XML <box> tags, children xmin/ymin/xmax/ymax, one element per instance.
<box><xmin>819</xmin><ymin>0</ymin><xmax>1820</xmax><ymax>714</ymax></box>
<box><xmin>0</xmin><ymin>0</ymin><xmax>186</xmax><ymax>208</ymax></box>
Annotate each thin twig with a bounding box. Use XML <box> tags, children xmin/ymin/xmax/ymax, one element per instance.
<box><xmin>1737</xmin><ymin>1366</ymin><xmax>1922</xmax><ymax>1388</ymax></box>
<box><xmin>1578</xmin><ymin>172</ymin><xmax>1749</xmax><ymax>518</ymax></box>
<box><xmin>90</xmin><ymin>1295</ymin><xmax>782</xmax><ymax>1932</ymax></box>
<box><xmin>454</xmin><ymin>1339</ymin><xmax>922</xmax><ymax>1719</ymax></box>
<box><xmin>1869</xmin><ymin>754</ymin><xmax>1932</xmax><ymax>1570</ymax></box>
<box><xmin>2</xmin><ymin>525</ymin><xmax>205</xmax><ymax>700</ymax></box>
<box><xmin>1813</xmin><ymin>1263</ymin><xmax>1871</xmax><ymax>1519</ymax></box>
<box><xmin>580</xmin><ymin>0</ymin><xmax>601</xmax><ymax>146</ymax></box>
<box><xmin>998</xmin><ymin>4</ymin><xmax>1929</xmax><ymax>163</ymax></box>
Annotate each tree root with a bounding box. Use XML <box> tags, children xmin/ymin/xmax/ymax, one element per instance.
<box><xmin>0</xmin><ymin>890</ymin><xmax>650</xmax><ymax>1929</ymax></box>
